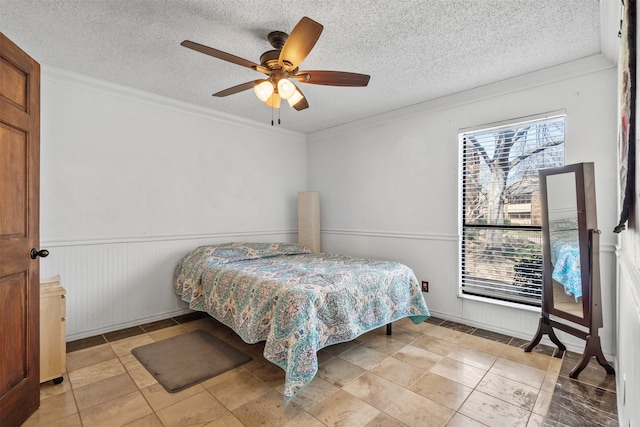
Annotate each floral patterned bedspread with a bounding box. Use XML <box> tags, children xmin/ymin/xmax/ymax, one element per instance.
<box><xmin>174</xmin><ymin>242</ymin><xmax>430</xmax><ymax>402</ymax></box>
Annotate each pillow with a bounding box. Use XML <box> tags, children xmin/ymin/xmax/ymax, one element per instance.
<box><xmin>199</xmin><ymin>242</ymin><xmax>313</xmax><ymax>264</ymax></box>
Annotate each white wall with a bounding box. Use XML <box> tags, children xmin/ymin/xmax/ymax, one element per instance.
<box><xmin>39</xmin><ymin>67</ymin><xmax>308</xmax><ymax>339</ymax></box>
<box><xmin>615</xmin><ymin>20</ymin><xmax>640</xmax><ymax>427</ymax></box>
<box><xmin>308</xmin><ymin>54</ymin><xmax>619</xmax><ymax>355</ymax></box>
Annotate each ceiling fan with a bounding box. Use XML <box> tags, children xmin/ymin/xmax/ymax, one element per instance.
<box><xmin>181</xmin><ymin>16</ymin><xmax>370</xmax><ymax>111</ymax></box>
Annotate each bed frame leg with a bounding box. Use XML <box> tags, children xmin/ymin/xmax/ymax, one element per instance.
<box><xmin>386</xmin><ymin>323</ymin><xmax>392</xmax><ymax>335</ymax></box>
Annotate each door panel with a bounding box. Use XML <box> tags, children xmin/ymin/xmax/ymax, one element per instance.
<box><xmin>0</xmin><ymin>32</ymin><xmax>41</xmax><ymax>427</ymax></box>
<box><xmin>0</xmin><ymin>273</ymin><xmax>28</xmax><ymax>396</ymax></box>
<box><xmin>0</xmin><ymin>123</ymin><xmax>27</xmax><ymax>237</ymax></box>
<box><xmin>0</xmin><ymin>56</ymin><xmax>28</xmax><ymax>109</ymax></box>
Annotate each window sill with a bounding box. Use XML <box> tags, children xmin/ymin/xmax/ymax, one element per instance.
<box><xmin>458</xmin><ymin>292</ymin><xmax>542</xmax><ymax>313</ymax></box>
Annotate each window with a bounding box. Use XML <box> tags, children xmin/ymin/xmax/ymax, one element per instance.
<box><xmin>459</xmin><ymin>114</ymin><xmax>565</xmax><ymax>306</ymax></box>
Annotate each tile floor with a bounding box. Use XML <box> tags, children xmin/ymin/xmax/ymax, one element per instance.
<box><xmin>23</xmin><ymin>314</ymin><xmax>618</xmax><ymax>426</ymax></box>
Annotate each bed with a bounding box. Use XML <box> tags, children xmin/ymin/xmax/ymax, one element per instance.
<box><xmin>173</xmin><ymin>242</ymin><xmax>430</xmax><ymax>402</ymax></box>
<box><xmin>549</xmin><ymin>219</ymin><xmax>582</xmax><ymax>300</ymax></box>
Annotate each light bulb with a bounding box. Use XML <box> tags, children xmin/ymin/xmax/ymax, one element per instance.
<box><xmin>287</xmin><ymin>88</ymin><xmax>304</xmax><ymax>107</ymax></box>
<box><xmin>277</xmin><ymin>78</ymin><xmax>296</xmax><ymax>99</ymax></box>
<box><xmin>254</xmin><ymin>80</ymin><xmax>274</xmax><ymax>102</ymax></box>
<box><xmin>266</xmin><ymin>92</ymin><xmax>281</xmax><ymax>108</ymax></box>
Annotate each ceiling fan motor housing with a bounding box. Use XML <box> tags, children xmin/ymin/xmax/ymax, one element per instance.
<box><xmin>267</xmin><ymin>31</ymin><xmax>288</xmax><ymax>49</ymax></box>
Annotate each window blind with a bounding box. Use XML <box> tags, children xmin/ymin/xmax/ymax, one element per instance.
<box><xmin>459</xmin><ymin>114</ymin><xmax>565</xmax><ymax>305</ymax></box>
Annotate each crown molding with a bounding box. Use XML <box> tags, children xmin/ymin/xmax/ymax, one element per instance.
<box><xmin>41</xmin><ymin>64</ymin><xmax>306</xmax><ymax>139</ymax></box>
<box><xmin>309</xmin><ymin>54</ymin><xmax>615</xmax><ymax>141</ymax></box>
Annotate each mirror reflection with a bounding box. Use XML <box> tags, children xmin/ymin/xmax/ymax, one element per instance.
<box><xmin>546</xmin><ymin>173</ymin><xmax>583</xmax><ymax>318</ymax></box>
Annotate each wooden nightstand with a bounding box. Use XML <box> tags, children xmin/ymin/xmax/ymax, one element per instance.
<box><xmin>40</xmin><ymin>276</ymin><xmax>66</xmax><ymax>384</ymax></box>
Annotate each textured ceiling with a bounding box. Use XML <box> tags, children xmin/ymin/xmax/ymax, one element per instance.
<box><xmin>0</xmin><ymin>1</ymin><xmax>615</xmax><ymax>134</ymax></box>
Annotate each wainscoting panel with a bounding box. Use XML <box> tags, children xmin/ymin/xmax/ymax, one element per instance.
<box><xmin>39</xmin><ymin>232</ymin><xmax>295</xmax><ymax>340</ymax></box>
<box><xmin>616</xmin><ymin>250</ymin><xmax>640</xmax><ymax>427</ymax></box>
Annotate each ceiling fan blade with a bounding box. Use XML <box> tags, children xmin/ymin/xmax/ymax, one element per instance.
<box><xmin>278</xmin><ymin>17</ymin><xmax>323</xmax><ymax>71</ymax></box>
<box><xmin>212</xmin><ymin>80</ymin><xmax>259</xmax><ymax>97</ymax></box>
<box><xmin>181</xmin><ymin>40</ymin><xmax>268</xmax><ymax>73</ymax></box>
<box><xmin>294</xmin><ymin>70</ymin><xmax>370</xmax><ymax>87</ymax></box>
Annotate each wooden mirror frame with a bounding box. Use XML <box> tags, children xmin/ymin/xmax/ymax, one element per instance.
<box><xmin>525</xmin><ymin>162</ymin><xmax>614</xmax><ymax>378</ymax></box>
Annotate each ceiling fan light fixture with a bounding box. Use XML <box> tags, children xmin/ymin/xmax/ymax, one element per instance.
<box><xmin>266</xmin><ymin>92</ymin><xmax>281</xmax><ymax>108</ymax></box>
<box><xmin>277</xmin><ymin>78</ymin><xmax>296</xmax><ymax>99</ymax></box>
<box><xmin>254</xmin><ymin>80</ymin><xmax>274</xmax><ymax>102</ymax></box>
<box><xmin>287</xmin><ymin>88</ymin><xmax>304</xmax><ymax>107</ymax></box>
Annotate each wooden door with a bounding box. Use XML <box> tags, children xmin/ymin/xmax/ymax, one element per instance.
<box><xmin>0</xmin><ymin>32</ymin><xmax>41</xmax><ymax>427</ymax></box>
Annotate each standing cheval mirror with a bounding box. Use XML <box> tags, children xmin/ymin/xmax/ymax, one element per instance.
<box><xmin>525</xmin><ymin>162</ymin><xmax>614</xmax><ymax>378</ymax></box>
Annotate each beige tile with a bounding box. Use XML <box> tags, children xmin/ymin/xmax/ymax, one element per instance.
<box><xmin>532</xmin><ymin>390</ymin><xmax>553</xmax><ymax>416</ymax></box>
<box><xmin>476</xmin><ymin>372</ymin><xmax>538</xmax><ymax>410</ymax></box>
<box><xmin>66</xmin><ymin>343</ymin><xmax>117</xmax><ymax>372</ymax></box>
<box><xmin>425</xmin><ymin>325</ymin><xmax>468</xmax><ymax>343</ymax></box>
<box><xmin>547</xmin><ymin>353</ymin><xmax>563</xmax><ymax>376</ymax></box>
<box><xmin>383</xmin><ymin>386</ymin><xmax>455</xmax><ymax>427</ymax></box>
<box><xmin>499</xmin><ymin>345</ymin><xmax>551</xmax><ymax>371</ymax></box>
<box><xmin>446</xmin><ymin>347</ymin><xmax>497</xmax><ymax>371</ymax></box>
<box><xmin>370</xmin><ymin>356</ymin><xmax>426</xmax><ymax>388</ymax></box>
<box><xmin>316</xmin><ymin>347</ymin><xmax>336</xmax><ymax>365</ymax></box>
<box><xmin>155</xmin><ymin>390</ymin><xmax>228</xmax><ymax>427</ymax></box>
<box><xmin>128</xmin><ymin>366</ymin><xmax>158</xmax><ymax>389</ymax></box>
<box><xmin>308</xmin><ymin>389</ymin><xmax>380</xmax><ymax>426</ymax></box>
<box><xmin>365</xmin><ymin>412</ymin><xmax>407</xmax><ymax>426</ymax></box>
<box><xmin>357</xmin><ymin>325</ymin><xmax>392</xmax><ymax>339</ymax></box>
<box><xmin>22</xmin><ymin>390</ymin><xmax>78</xmax><ymax>426</ymax></box>
<box><xmin>40</xmin><ymin>372</ymin><xmax>72</xmax><ymax>400</ymax></box>
<box><xmin>68</xmin><ymin>357</ymin><xmax>126</xmax><ymax>389</ymax></box>
<box><xmin>489</xmin><ymin>358</ymin><xmax>546</xmax><ymax>389</ymax></box>
<box><xmin>80</xmin><ymin>391</ymin><xmax>153</xmax><ymax>427</ymax></box>
<box><xmin>234</xmin><ymin>389</ymin><xmax>323</xmax><ymax>427</ymax></box>
<box><xmin>74</xmin><ymin>372</ymin><xmax>138</xmax><ymax>411</ymax></box>
<box><xmin>119</xmin><ymin>352</ymin><xmax>145</xmax><ymax>372</ymax></box>
<box><xmin>147</xmin><ymin>324</ymin><xmax>188</xmax><ymax>341</ymax></box>
<box><xmin>459</xmin><ymin>390</ymin><xmax>530</xmax><ymax>427</ymax></box>
<box><xmin>109</xmin><ymin>334</ymin><xmax>154</xmax><ymax>357</ymax></box>
<box><xmin>460</xmin><ymin>334</ymin><xmax>511</xmax><ymax>357</ymax></box>
<box><xmin>202</xmin><ymin>367</ymin><xmax>272</xmax><ymax>410</ymax></box>
<box><xmin>282</xmin><ymin>375</ymin><xmax>340</xmax><ymax>411</ymax></box>
<box><xmin>392</xmin><ymin>344</ymin><xmax>443</xmax><ymax>370</ymax></box>
<box><xmin>411</xmin><ymin>335</ymin><xmax>460</xmax><ymax>356</ymax></box>
<box><xmin>393</xmin><ymin>317</ymin><xmax>437</xmax><ymax>334</ymax></box>
<box><xmin>410</xmin><ymin>371</ymin><xmax>473</xmax><ymax>411</ymax></box>
<box><xmin>446</xmin><ymin>412</ymin><xmax>487</xmax><ymax>427</ymax></box>
<box><xmin>123</xmin><ymin>413</ymin><xmax>164</xmax><ymax>426</ymax></box>
<box><xmin>380</xmin><ymin>326</ymin><xmax>423</xmax><ymax>344</ymax></box>
<box><xmin>316</xmin><ymin>357</ymin><xmax>366</xmax><ymax>387</ymax></box>
<box><xmin>360</xmin><ymin>334</ymin><xmax>409</xmax><ymax>355</ymax></box>
<box><xmin>527</xmin><ymin>413</ymin><xmax>546</xmax><ymax>427</ymax></box>
<box><xmin>26</xmin><ymin>412</ymin><xmax>83</xmax><ymax>427</ymax></box>
<box><xmin>140</xmin><ymin>382</ymin><xmax>206</xmax><ymax>411</ymax></box>
<box><xmin>338</xmin><ymin>344</ymin><xmax>387</xmax><ymax>370</ymax></box>
<box><xmin>540</xmin><ymin>357</ymin><xmax>562</xmax><ymax>394</ymax></box>
<box><xmin>241</xmin><ymin>357</ymin><xmax>285</xmax><ymax>388</ymax></box>
<box><xmin>202</xmin><ymin>412</ymin><xmax>245</xmax><ymax>426</ymax></box>
<box><xmin>323</xmin><ymin>339</ymin><xmax>359</xmax><ymax>355</ymax></box>
<box><xmin>429</xmin><ymin>357</ymin><xmax>487</xmax><ymax>388</ymax></box>
<box><xmin>342</xmin><ymin>372</ymin><xmax>407</xmax><ymax>411</ymax></box>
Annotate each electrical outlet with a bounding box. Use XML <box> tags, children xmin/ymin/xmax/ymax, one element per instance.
<box><xmin>421</xmin><ymin>281</ymin><xmax>429</xmax><ymax>292</ymax></box>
